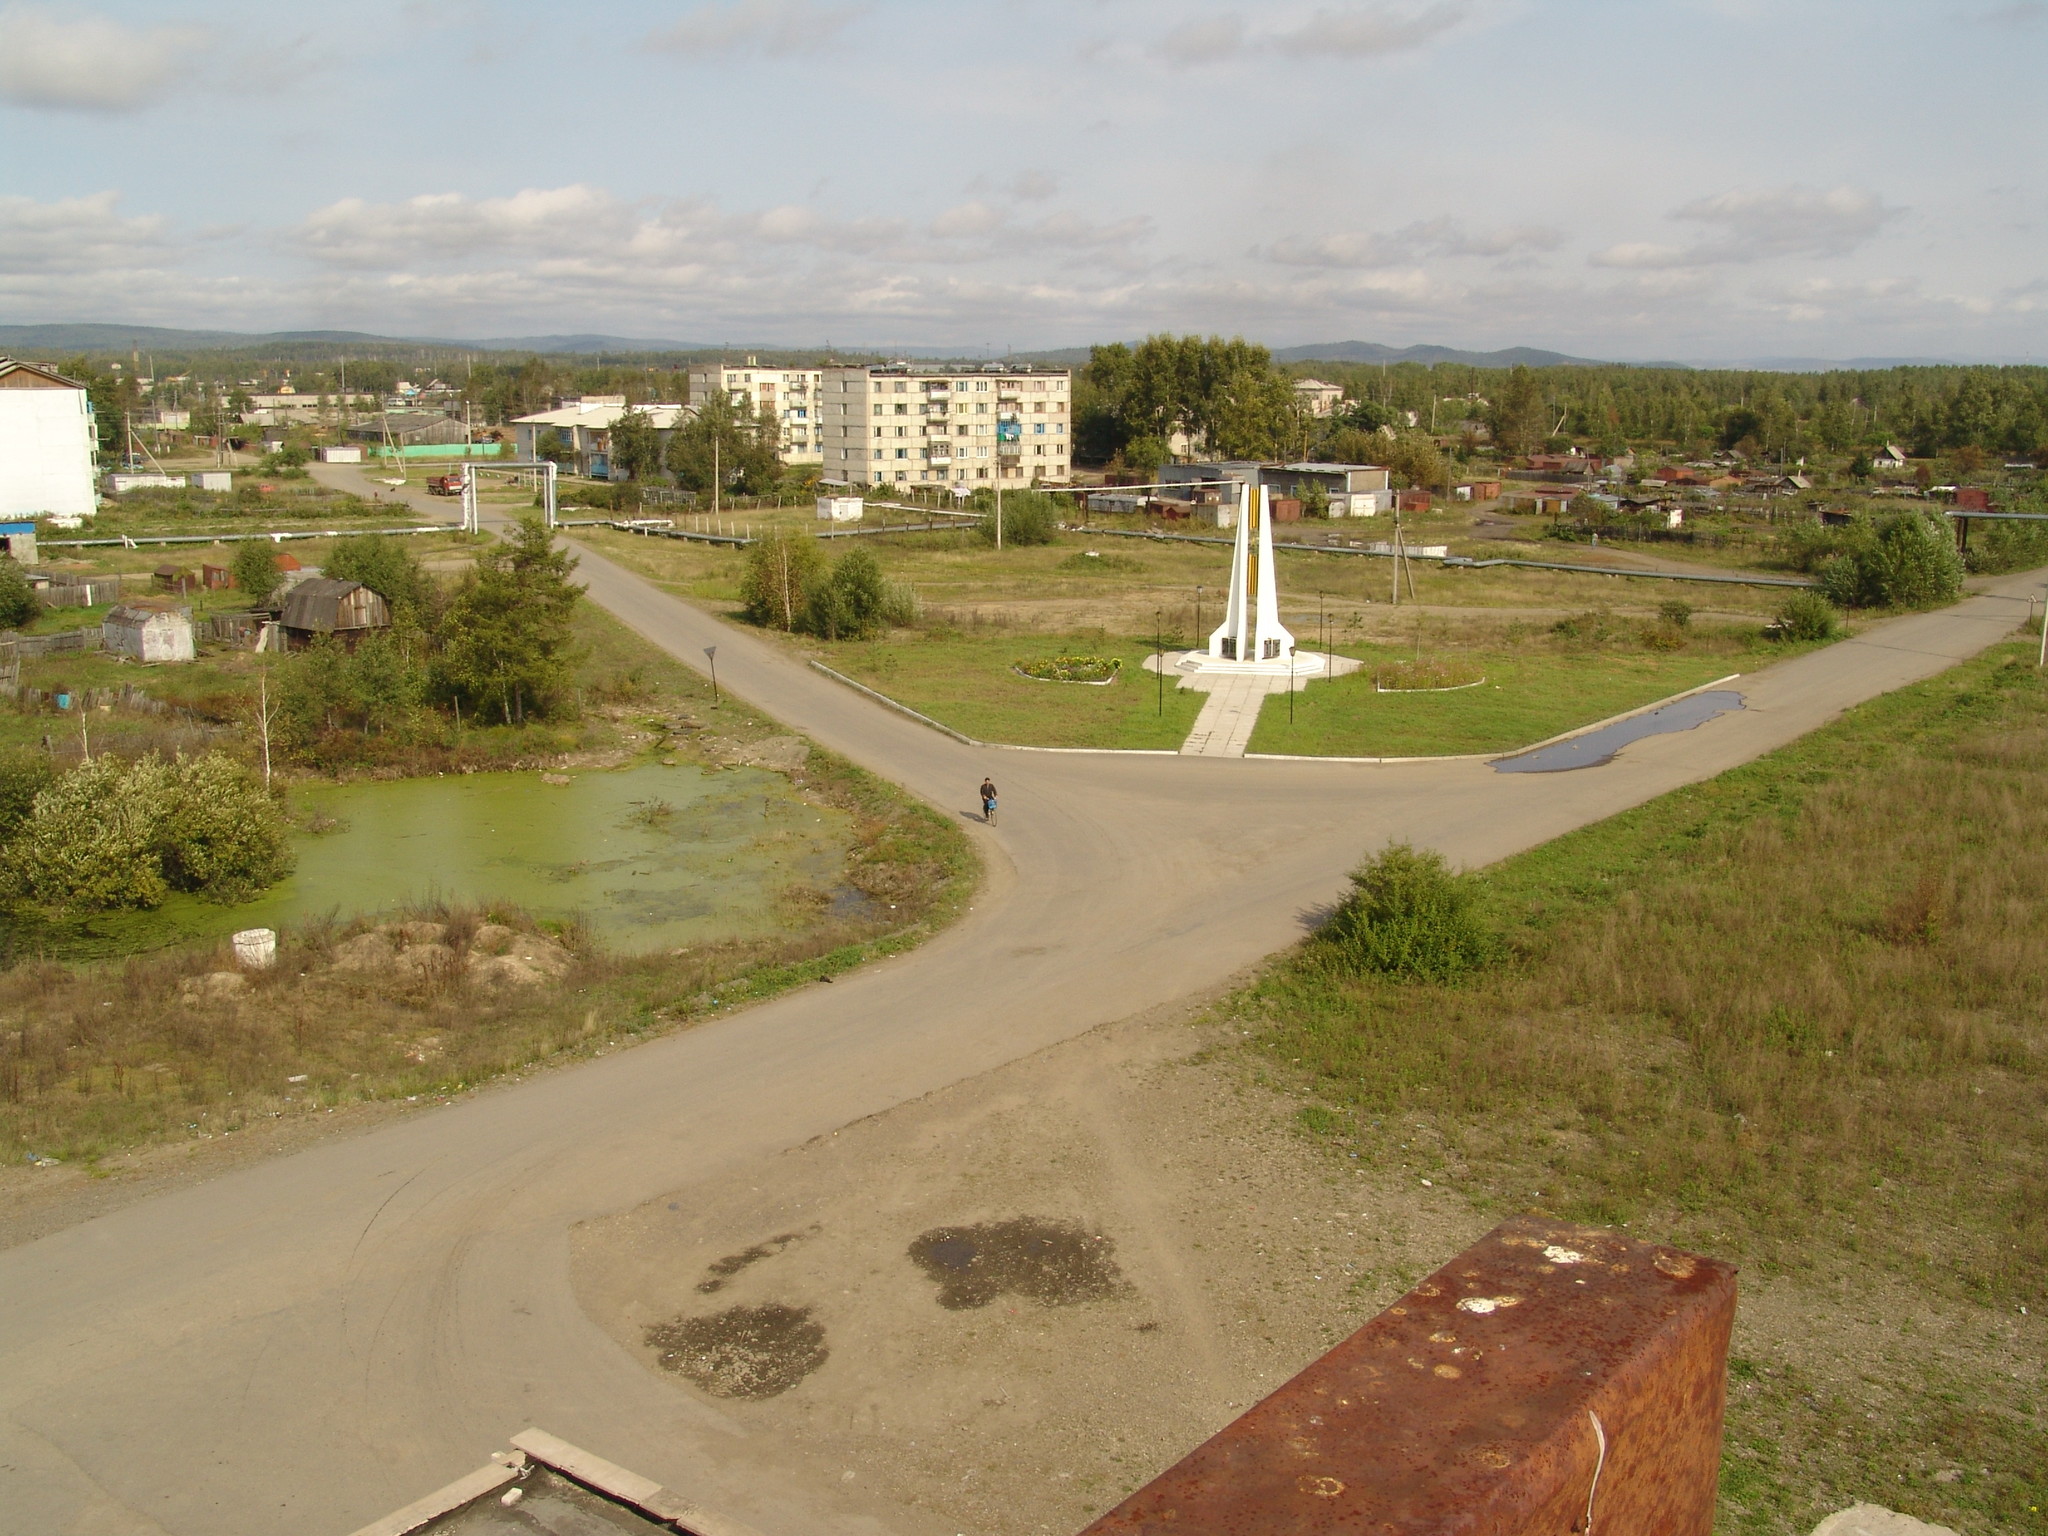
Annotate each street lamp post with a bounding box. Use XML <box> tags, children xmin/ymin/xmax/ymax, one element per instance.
<box><xmin>1156</xmin><ymin>608</ymin><xmax>1165</xmax><ymax>715</ymax></box>
<box><xmin>703</xmin><ymin>644</ymin><xmax>719</xmax><ymax>704</ymax></box>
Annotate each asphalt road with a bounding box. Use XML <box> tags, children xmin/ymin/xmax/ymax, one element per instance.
<box><xmin>1</xmin><ymin>484</ymin><xmax>2039</xmax><ymax>1534</ymax></box>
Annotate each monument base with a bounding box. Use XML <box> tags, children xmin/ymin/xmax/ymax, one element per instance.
<box><xmin>1143</xmin><ymin>649</ymin><xmax>1352</xmax><ymax>680</ymax></box>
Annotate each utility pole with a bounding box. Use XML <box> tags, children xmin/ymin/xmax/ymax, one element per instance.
<box><xmin>1156</xmin><ymin>609</ymin><xmax>1165</xmax><ymax>715</ymax></box>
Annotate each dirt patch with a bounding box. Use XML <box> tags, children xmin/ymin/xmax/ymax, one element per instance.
<box><xmin>644</xmin><ymin>1302</ymin><xmax>829</xmax><ymax>1399</ymax></box>
<box><xmin>699</xmin><ymin>1226</ymin><xmax>818</xmax><ymax>1293</ymax></box>
<box><xmin>908</xmin><ymin>1218</ymin><xmax>1128</xmax><ymax>1310</ymax></box>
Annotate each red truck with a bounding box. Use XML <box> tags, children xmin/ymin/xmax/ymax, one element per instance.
<box><xmin>426</xmin><ymin>471</ymin><xmax>467</xmax><ymax>496</ymax></box>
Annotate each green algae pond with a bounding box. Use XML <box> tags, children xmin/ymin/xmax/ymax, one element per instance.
<box><xmin>23</xmin><ymin>760</ymin><xmax>858</xmax><ymax>960</ymax></box>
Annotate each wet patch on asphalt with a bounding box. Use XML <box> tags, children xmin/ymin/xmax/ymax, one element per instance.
<box><xmin>644</xmin><ymin>1303</ymin><xmax>829</xmax><ymax>1398</ymax></box>
<box><xmin>908</xmin><ymin>1218</ymin><xmax>1129</xmax><ymax>1310</ymax></box>
<box><xmin>697</xmin><ymin>1226</ymin><xmax>819</xmax><ymax>1293</ymax></box>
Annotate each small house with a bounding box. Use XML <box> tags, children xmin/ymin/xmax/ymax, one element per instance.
<box><xmin>1872</xmin><ymin>445</ymin><xmax>1908</xmax><ymax>471</ymax></box>
<box><xmin>317</xmin><ymin>445</ymin><xmax>364</xmax><ymax>463</ymax></box>
<box><xmin>202</xmin><ymin>563</ymin><xmax>232</xmax><ymax>590</ymax></box>
<box><xmin>815</xmin><ymin>495</ymin><xmax>864</xmax><ymax>522</ymax></box>
<box><xmin>187</xmin><ymin>471</ymin><xmax>232</xmax><ymax>493</ymax></box>
<box><xmin>0</xmin><ymin>521</ymin><xmax>36</xmax><ymax>565</ymax></box>
<box><xmin>103</xmin><ymin>604</ymin><xmax>196</xmax><ymax>663</ymax></box>
<box><xmin>1396</xmin><ymin>489</ymin><xmax>1433</xmax><ymax>513</ymax></box>
<box><xmin>1955</xmin><ymin>487</ymin><xmax>1993</xmax><ymax>512</ymax></box>
<box><xmin>153</xmin><ymin>564</ymin><xmax>198</xmax><ymax>594</ymax></box>
<box><xmin>278</xmin><ymin>577</ymin><xmax>391</xmax><ymax>650</ymax></box>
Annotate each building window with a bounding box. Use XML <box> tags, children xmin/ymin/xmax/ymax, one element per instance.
<box><xmin>895</xmin><ymin>448</ymin><xmax>907</xmax><ymax>458</ymax></box>
<box><xmin>1033</xmin><ymin>423</ymin><xmax>1045</xmax><ymax>434</ymax></box>
<box><xmin>1055</xmin><ymin>423</ymin><xmax>1065</xmax><ymax>434</ymax></box>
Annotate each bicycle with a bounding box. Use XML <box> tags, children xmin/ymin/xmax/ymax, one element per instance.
<box><xmin>982</xmin><ymin>797</ymin><xmax>998</xmax><ymax>826</ymax></box>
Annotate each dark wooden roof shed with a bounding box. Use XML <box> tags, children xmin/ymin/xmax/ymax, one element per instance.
<box><xmin>279</xmin><ymin>578</ymin><xmax>391</xmax><ymax>647</ymax></box>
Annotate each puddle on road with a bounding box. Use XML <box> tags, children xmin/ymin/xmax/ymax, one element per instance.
<box><xmin>1492</xmin><ymin>689</ymin><xmax>1746</xmax><ymax>773</ymax></box>
<box><xmin>644</xmin><ymin>1303</ymin><xmax>829</xmax><ymax>1399</ymax></box>
<box><xmin>697</xmin><ymin>1227</ymin><xmax>818</xmax><ymax>1294</ymax></box>
<box><xmin>908</xmin><ymin>1218</ymin><xmax>1129</xmax><ymax>1310</ymax></box>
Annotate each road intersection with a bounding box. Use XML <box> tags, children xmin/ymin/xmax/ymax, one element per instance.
<box><xmin>1</xmin><ymin>480</ymin><xmax>2037</xmax><ymax>1534</ymax></box>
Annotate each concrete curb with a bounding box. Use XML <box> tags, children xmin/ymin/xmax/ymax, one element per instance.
<box><xmin>807</xmin><ymin>660</ymin><xmax>981</xmax><ymax>745</ymax></box>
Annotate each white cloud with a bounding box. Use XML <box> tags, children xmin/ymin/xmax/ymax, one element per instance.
<box><xmin>0</xmin><ymin>6</ymin><xmax>207</xmax><ymax>111</ymax></box>
<box><xmin>1153</xmin><ymin>14</ymin><xmax>1246</xmax><ymax>63</ymax></box>
<box><xmin>645</xmin><ymin>0</ymin><xmax>864</xmax><ymax>58</ymax></box>
<box><xmin>931</xmin><ymin>202</ymin><xmax>1005</xmax><ymax>239</ymax></box>
<box><xmin>1591</xmin><ymin>185</ymin><xmax>1901</xmax><ymax>268</ymax></box>
<box><xmin>0</xmin><ymin>191</ymin><xmax>170</xmax><ymax>273</ymax></box>
<box><xmin>1267</xmin><ymin>218</ymin><xmax>1560</xmax><ymax>267</ymax></box>
<box><xmin>1272</xmin><ymin>2</ymin><xmax>1471</xmax><ymax>56</ymax></box>
<box><xmin>1153</xmin><ymin>3</ymin><xmax>1472</xmax><ymax>65</ymax></box>
<box><xmin>1967</xmin><ymin>2</ymin><xmax>2045</xmax><ymax>26</ymax></box>
<box><xmin>1009</xmin><ymin>171</ymin><xmax>1058</xmax><ymax>202</ymax></box>
<box><xmin>293</xmin><ymin>186</ymin><xmax>648</xmax><ymax>268</ymax></box>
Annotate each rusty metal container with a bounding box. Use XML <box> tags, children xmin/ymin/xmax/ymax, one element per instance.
<box><xmin>1079</xmin><ymin>1217</ymin><xmax>1735</xmax><ymax>1536</ymax></box>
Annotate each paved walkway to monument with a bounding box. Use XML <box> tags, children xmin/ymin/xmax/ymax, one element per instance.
<box><xmin>1146</xmin><ymin>650</ymin><xmax>1358</xmax><ymax>757</ymax></box>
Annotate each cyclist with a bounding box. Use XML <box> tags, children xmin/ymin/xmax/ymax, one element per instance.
<box><xmin>979</xmin><ymin>777</ymin><xmax>998</xmax><ymax>825</ymax></box>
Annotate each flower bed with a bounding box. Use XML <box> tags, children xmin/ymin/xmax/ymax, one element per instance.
<box><xmin>1014</xmin><ymin>654</ymin><xmax>1121</xmax><ymax>685</ymax></box>
<box><xmin>1374</xmin><ymin>657</ymin><xmax>1487</xmax><ymax>693</ymax></box>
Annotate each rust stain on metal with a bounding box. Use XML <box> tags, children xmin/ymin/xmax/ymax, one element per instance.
<box><xmin>1078</xmin><ymin>1216</ymin><xmax>1736</xmax><ymax>1536</ymax></box>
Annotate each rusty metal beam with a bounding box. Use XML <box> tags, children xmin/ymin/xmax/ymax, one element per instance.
<box><xmin>1080</xmin><ymin>1217</ymin><xmax>1736</xmax><ymax>1536</ymax></box>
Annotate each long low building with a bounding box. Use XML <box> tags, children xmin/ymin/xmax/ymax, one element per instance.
<box><xmin>510</xmin><ymin>398</ymin><xmax>688</xmax><ymax>480</ymax></box>
<box><xmin>818</xmin><ymin>363</ymin><xmax>1071</xmax><ymax>489</ymax></box>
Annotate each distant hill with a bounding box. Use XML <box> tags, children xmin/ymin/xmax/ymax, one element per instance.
<box><xmin>1272</xmin><ymin>340</ymin><xmax>1615</xmax><ymax>368</ymax></box>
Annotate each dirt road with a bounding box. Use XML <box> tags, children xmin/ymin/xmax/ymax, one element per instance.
<box><xmin>0</xmin><ymin>494</ymin><xmax>2038</xmax><ymax>1533</ymax></box>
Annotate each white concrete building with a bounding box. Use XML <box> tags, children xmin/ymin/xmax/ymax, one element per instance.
<box><xmin>819</xmin><ymin>364</ymin><xmax>1071</xmax><ymax>488</ymax></box>
<box><xmin>0</xmin><ymin>359</ymin><xmax>98</xmax><ymax>521</ymax></box>
<box><xmin>509</xmin><ymin>399</ymin><xmax>687</xmax><ymax>480</ymax></box>
<box><xmin>687</xmin><ymin>360</ymin><xmax>823</xmax><ymax>466</ymax></box>
<box><xmin>1292</xmin><ymin>378</ymin><xmax>1346</xmax><ymax>417</ymax></box>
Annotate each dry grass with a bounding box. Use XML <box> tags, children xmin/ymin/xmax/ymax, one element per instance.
<box><xmin>0</xmin><ymin>745</ymin><xmax>975</xmax><ymax>1164</ymax></box>
<box><xmin>1242</xmin><ymin>642</ymin><xmax>2048</xmax><ymax>1531</ymax></box>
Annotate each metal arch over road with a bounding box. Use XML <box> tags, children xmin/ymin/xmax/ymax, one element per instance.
<box><xmin>1</xmin><ymin>469</ymin><xmax>2040</xmax><ymax>1535</ymax></box>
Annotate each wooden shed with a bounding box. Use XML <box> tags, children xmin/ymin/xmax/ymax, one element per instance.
<box><xmin>278</xmin><ymin>578</ymin><xmax>391</xmax><ymax>650</ymax></box>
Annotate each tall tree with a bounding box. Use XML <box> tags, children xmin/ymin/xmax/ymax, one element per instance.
<box><xmin>437</xmin><ymin>517</ymin><xmax>582</xmax><ymax>724</ymax></box>
<box><xmin>668</xmin><ymin>392</ymin><xmax>779</xmax><ymax>496</ymax></box>
<box><xmin>607</xmin><ymin>406</ymin><xmax>664</xmax><ymax>482</ymax></box>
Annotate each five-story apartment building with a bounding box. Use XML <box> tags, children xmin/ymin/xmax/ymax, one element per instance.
<box><xmin>686</xmin><ymin>359</ymin><xmax>825</xmax><ymax>466</ymax></box>
<box><xmin>819</xmin><ymin>364</ymin><xmax>1071</xmax><ymax>488</ymax></box>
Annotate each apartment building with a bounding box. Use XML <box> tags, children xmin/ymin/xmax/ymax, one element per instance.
<box><xmin>818</xmin><ymin>364</ymin><xmax>1072</xmax><ymax>488</ymax></box>
<box><xmin>685</xmin><ymin>359</ymin><xmax>824</xmax><ymax>466</ymax></box>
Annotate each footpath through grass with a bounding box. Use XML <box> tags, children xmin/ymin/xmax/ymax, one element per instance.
<box><xmin>1235</xmin><ymin>642</ymin><xmax>2048</xmax><ymax>1532</ymax></box>
<box><xmin>816</xmin><ymin>629</ymin><xmax>1206</xmax><ymax>749</ymax></box>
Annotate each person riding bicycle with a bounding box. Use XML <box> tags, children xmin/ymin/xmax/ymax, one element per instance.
<box><xmin>979</xmin><ymin>777</ymin><xmax>998</xmax><ymax>824</ymax></box>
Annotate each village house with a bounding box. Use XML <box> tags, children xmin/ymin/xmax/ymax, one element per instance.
<box><xmin>278</xmin><ymin>578</ymin><xmax>391</xmax><ymax>650</ymax></box>
<box><xmin>1291</xmin><ymin>378</ymin><xmax>1346</xmax><ymax>417</ymax></box>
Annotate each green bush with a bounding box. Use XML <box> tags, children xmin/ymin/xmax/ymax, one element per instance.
<box><xmin>741</xmin><ymin>533</ymin><xmax>827</xmax><ymax>631</ymax></box>
<box><xmin>803</xmin><ymin>548</ymin><xmax>914</xmax><ymax>639</ymax></box>
<box><xmin>0</xmin><ymin>750</ymin><xmax>53</xmax><ymax>841</ymax></box>
<box><xmin>1817</xmin><ymin>514</ymin><xmax>1964</xmax><ymax>609</ymax></box>
<box><xmin>973</xmin><ymin>489</ymin><xmax>1060</xmax><ymax>546</ymax></box>
<box><xmin>230</xmin><ymin>540</ymin><xmax>281</xmax><ymax>606</ymax></box>
<box><xmin>1962</xmin><ymin>516</ymin><xmax>2048</xmax><ymax>575</ymax></box>
<box><xmin>0</xmin><ymin>752</ymin><xmax>294</xmax><ymax>912</ymax></box>
<box><xmin>1775</xmin><ymin>590</ymin><xmax>1840</xmax><ymax>642</ymax></box>
<box><xmin>0</xmin><ymin>557</ymin><xmax>36</xmax><ymax>630</ymax></box>
<box><xmin>1313</xmin><ymin>843</ymin><xmax>1494</xmax><ymax>982</ymax></box>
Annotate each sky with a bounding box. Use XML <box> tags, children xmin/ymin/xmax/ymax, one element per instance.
<box><xmin>1</xmin><ymin>0</ymin><xmax>2045</xmax><ymax>361</ymax></box>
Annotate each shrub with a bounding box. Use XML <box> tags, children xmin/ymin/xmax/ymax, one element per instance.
<box><xmin>230</xmin><ymin>540</ymin><xmax>282</xmax><ymax>606</ymax></box>
<box><xmin>973</xmin><ymin>490</ymin><xmax>1060</xmax><ymax>547</ymax></box>
<box><xmin>1817</xmin><ymin>513</ymin><xmax>1964</xmax><ymax>609</ymax></box>
<box><xmin>1962</xmin><ymin>516</ymin><xmax>2048</xmax><ymax>576</ymax></box>
<box><xmin>740</xmin><ymin>533</ymin><xmax>826</xmax><ymax>631</ymax></box>
<box><xmin>1775</xmin><ymin>590</ymin><xmax>1840</xmax><ymax>642</ymax></box>
<box><xmin>0</xmin><ymin>749</ymin><xmax>53</xmax><ymax>841</ymax></box>
<box><xmin>1313</xmin><ymin>843</ymin><xmax>1494</xmax><ymax>982</ymax></box>
<box><xmin>1658</xmin><ymin>599</ymin><xmax>1693</xmax><ymax>628</ymax></box>
<box><xmin>0</xmin><ymin>557</ymin><xmax>36</xmax><ymax>630</ymax></box>
<box><xmin>1015</xmin><ymin>655</ymin><xmax>1119</xmax><ymax>682</ymax></box>
<box><xmin>0</xmin><ymin>751</ymin><xmax>295</xmax><ymax>912</ymax></box>
<box><xmin>803</xmin><ymin>548</ymin><xmax>913</xmax><ymax>639</ymax></box>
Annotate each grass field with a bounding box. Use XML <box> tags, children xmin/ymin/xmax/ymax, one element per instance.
<box><xmin>815</xmin><ymin>629</ymin><xmax>1207</xmax><ymax>749</ymax></box>
<box><xmin>1246</xmin><ymin>642</ymin><xmax>1758</xmax><ymax>757</ymax></box>
<box><xmin>1235</xmin><ymin>641</ymin><xmax>2048</xmax><ymax>1533</ymax></box>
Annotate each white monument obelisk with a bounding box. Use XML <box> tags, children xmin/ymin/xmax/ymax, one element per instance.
<box><xmin>1181</xmin><ymin>480</ymin><xmax>1326</xmax><ymax>676</ymax></box>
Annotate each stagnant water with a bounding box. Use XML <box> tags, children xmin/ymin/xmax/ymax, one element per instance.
<box><xmin>1492</xmin><ymin>689</ymin><xmax>1746</xmax><ymax>773</ymax></box>
<box><xmin>48</xmin><ymin>760</ymin><xmax>856</xmax><ymax>958</ymax></box>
